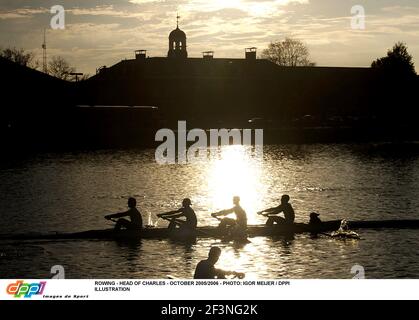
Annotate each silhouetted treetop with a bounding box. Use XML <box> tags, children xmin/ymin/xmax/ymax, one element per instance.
<box><xmin>371</xmin><ymin>42</ymin><xmax>416</xmax><ymax>76</ymax></box>
<box><xmin>0</xmin><ymin>47</ymin><xmax>38</xmax><ymax>69</ymax></box>
<box><xmin>48</xmin><ymin>56</ymin><xmax>76</xmax><ymax>81</ymax></box>
<box><xmin>261</xmin><ymin>38</ymin><xmax>316</xmax><ymax>67</ymax></box>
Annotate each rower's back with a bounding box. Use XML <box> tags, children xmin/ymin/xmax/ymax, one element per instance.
<box><xmin>282</xmin><ymin>203</ymin><xmax>295</xmax><ymax>224</ymax></box>
<box><xmin>232</xmin><ymin>196</ymin><xmax>247</xmax><ymax>228</ymax></box>
<box><xmin>127</xmin><ymin>207</ymin><xmax>143</xmax><ymax>229</ymax></box>
<box><xmin>194</xmin><ymin>247</ymin><xmax>222</xmax><ymax>279</ymax></box>
<box><xmin>183</xmin><ymin>206</ymin><xmax>197</xmax><ymax>228</ymax></box>
<box><xmin>279</xmin><ymin>195</ymin><xmax>295</xmax><ymax>224</ymax></box>
<box><xmin>194</xmin><ymin>259</ymin><xmax>216</xmax><ymax>279</ymax></box>
<box><xmin>234</xmin><ymin>205</ymin><xmax>248</xmax><ymax>228</ymax></box>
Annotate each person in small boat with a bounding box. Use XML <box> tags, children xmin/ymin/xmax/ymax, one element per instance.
<box><xmin>211</xmin><ymin>196</ymin><xmax>247</xmax><ymax>232</ymax></box>
<box><xmin>194</xmin><ymin>247</ymin><xmax>245</xmax><ymax>279</ymax></box>
<box><xmin>105</xmin><ymin>197</ymin><xmax>143</xmax><ymax>231</ymax></box>
<box><xmin>309</xmin><ymin>212</ymin><xmax>322</xmax><ymax>226</ymax></box>
<box><xmin>258</xmin><ymin>194</ymin><xmax>295</xmax><ymax>226</ymax></box>
<box><xmin>157</xmin><ymin>198</ymin><xmax>197</xmax><ymax>231</ymax></box>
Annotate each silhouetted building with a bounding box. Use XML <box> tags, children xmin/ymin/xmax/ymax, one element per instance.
<box><xmin>245</xmin><ymin>47</ymin><xmax>257</xmax><ymax>60</ymax></box>
<box><xmin>78</xmin><ymin>20</ymin><xmax>381</xmax><ymax>129</ymax></box>
<box><xmin>203</xmin><ymin>51</ymin><xmax>214</xmax><ymax>60</ymax></box>
<box><xmin>135</xmin><ymin>50</ymin><xmax>147</xmax><ymax>60</ymax></box>
<box><xmin>3</xmin><ymin>18</ymin><xmax>418</xmax><ymax>151</ymax></box>
<box><xmin>78</xmin><ymin>18</ymin><xmax>419</xmax><ymax>138</ymax></box>
<box><xmin>168</xmin><ymin>16</ymin><xmax>187</xmax><ymax>59</ymax></box>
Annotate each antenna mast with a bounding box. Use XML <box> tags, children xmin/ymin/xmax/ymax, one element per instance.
<box><xmin>42</xmin><ymin>29</ymin><xmax>48</xmax><ymax>73</ymax></box>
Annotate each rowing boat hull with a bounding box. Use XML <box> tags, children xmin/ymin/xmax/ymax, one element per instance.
<box><xmin>1</xmin><ymin>220</ymin><xmax>419</xmax><ymax>241</ymax></box>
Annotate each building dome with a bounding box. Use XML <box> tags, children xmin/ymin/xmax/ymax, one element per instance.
<box><xmin>169</xmin><ymin>27</ymin><xmax>186</xmax><ymax>40</ymax></box>
<box><xmin>168</xmin><ymin>16</ymin><xmax>188</xmax><ymax>59</ymax></box>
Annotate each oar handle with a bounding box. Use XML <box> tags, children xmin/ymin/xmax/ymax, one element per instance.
<box><xmin>211</xmin><ymin>213</ymin><xmax>223</xmax><ymax>221</ymax></box>
<box><xmin>158</xmin><ymin>215</ymin><xmax>172</xmax><ymax>222</ymax></box>
<box><xmin>233</xmin><ymin>272</ymin><xmax>245</xmax><ymax>279</ymax></box>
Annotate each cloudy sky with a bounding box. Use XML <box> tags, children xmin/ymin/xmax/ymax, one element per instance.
<box><xmin>1</xmin><ymin>0</ymin><xmax>419</xmax><ymax>75</ymax></box>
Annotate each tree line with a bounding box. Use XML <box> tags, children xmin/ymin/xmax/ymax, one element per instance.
<box><xmin>261</xmin><ymin>38</ymin><xmax>416</xmax><ymax>77</ymax></box>
<box><xmin>0</xmin><ymin>46</ymin><xmax>88</xmax><ymax>81</ymax></box>
<box><xmin>1</xmin><ymin>39</ymin><xmax>416</xmax><ymax>80</ymax></box>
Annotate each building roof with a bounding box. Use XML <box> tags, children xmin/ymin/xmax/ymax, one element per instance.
<box><xmin>169</xmin><ymin>27</ymin><xmax>186</xmax><ymax>39</ymax></box>
<box><xmin>91</xmin><ymin>56</ymin><xmax>371</xmax><ymax>82</ymax></box>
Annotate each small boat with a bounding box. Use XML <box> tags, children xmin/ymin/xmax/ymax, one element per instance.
<box><xmin>0</xmin><ymin>219</ymin><xmax>418</xmax><ymax>242</ymax></box>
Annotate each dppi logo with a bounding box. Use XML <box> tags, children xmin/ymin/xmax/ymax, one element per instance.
<box><xmin>6</xmin><ymin>280</ymin><xmax>46</xmax><ymax>298</ymax></box>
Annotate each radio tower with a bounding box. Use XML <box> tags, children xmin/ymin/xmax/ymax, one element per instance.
<box><xmin>42</xmin><ymin>29</ymin><xmax>48</xmax><ymax>74</ymax></box>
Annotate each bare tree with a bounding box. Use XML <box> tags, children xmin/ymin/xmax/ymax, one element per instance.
<box><xmin>0</xmin><ymin>47</ymin><xmax>39</xmax><ymax>69</ymax></box>
<box><xmin>48</xmin><ymin>56</ymin><xmax>76</xmax><ymax>80</ymax></box>
<box><xmin>261</xmin><ymin>38</ymin><xmax>316</xmax><ymax>67</ymax></box>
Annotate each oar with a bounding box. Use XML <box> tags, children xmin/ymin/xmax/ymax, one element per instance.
<box><xmin>104</xmin><ymin>217</ymin><xmax>119</xmax><ymax>231</ymax></box>
<box><xmin>105</xmin><ymin>217</ymin><xmax>118</xmax><ymax>226</ymax></box>
<box><xmin>159</xmin><ymin>215</ymin><xmax>179</xmax><ymax>225</ymax></box>
<box><xmin>232</xmin><ymin>272</ymin><xmax>246</xmax><ymax>279</ymax></box>
<box><xmin>319</xmin><ymin>232</ymin><xmax>333</xmax><ymax>238</ymax></box>
<box><xmin>161</xmin><ymin>215</ymin><xmax>216</xmax><ymax>237</ymax></box>
<box><xmin>158</xmin><ymin>215</ymin><xmax>192</xmax><ymax>231</ymax></box>
<box><xmin>211</xmin><ymin>213</ymin><xmax>223</xmax><ymax>221</ymax></box>
<box><xmin>159</xmin><ymin>214</ymin><xmax>221</xmax><ymax>238</ymax></box>
<box><xmin>210</xmin><ymin>213</ymin><xmax>251</xmax><ymax>243</ymax></box>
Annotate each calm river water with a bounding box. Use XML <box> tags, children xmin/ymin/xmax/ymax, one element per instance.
<box><xmin>1</xmin><ymin>143</ymin><xmax>418</xmax><ymax>278</ymax></box>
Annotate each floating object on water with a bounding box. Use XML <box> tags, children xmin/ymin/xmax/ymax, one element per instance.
<box><xmin>330</xmin><ymin>219</ymin><xmax>361</xmax><ymax>239</ymax></box>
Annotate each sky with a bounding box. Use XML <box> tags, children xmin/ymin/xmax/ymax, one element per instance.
<box><xmin>1</xmin><ymin>0</ymin><xmax>419</xmax><ymax>75</ymax></box>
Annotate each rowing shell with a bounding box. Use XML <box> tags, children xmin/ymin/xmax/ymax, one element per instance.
<box><xmin>1</xmin><ymin>220</ymin><xmax>419</xmax><ymax>242</ymax></box>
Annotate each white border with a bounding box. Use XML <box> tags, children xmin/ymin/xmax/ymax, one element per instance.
<box><xmin>1</xmin><ymin>279</ymin><xmax>418</xmax><ymax>300</ymax></box>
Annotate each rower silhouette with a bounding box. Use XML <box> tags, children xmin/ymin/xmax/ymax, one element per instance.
<box><xmin>105</xmin><ymin>197</ymin><xmax>143</xmax><ymax>231</ymax></box>
<box><xmin>309</xmin><ymin>212</ymin><xmax>322</xmax><ymax>226</ymax></box>
<box><xmin>194</xmin><ymin>247</ymin><xmax>245</xmax><ymax>279</ymax></box>
<box><xmin>258</xmin><ymin>195</ymin><xmax>295</xmax><ymax>226</ymax></box>
<box><xmin>212</xmin><ymin>196</ymin><xmax>247</xmax><ymax>233</ymax></box>
<box><xmin>157</xmin><ymin>198</ymin><xmax>197</xmax><ymax>231</ymax></box>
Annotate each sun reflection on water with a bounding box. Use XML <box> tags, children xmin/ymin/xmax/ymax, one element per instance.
<box><xmin>206</xmin><ymin>145</ymin><xmax>266</xmax><ymax>225</ymax></box>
